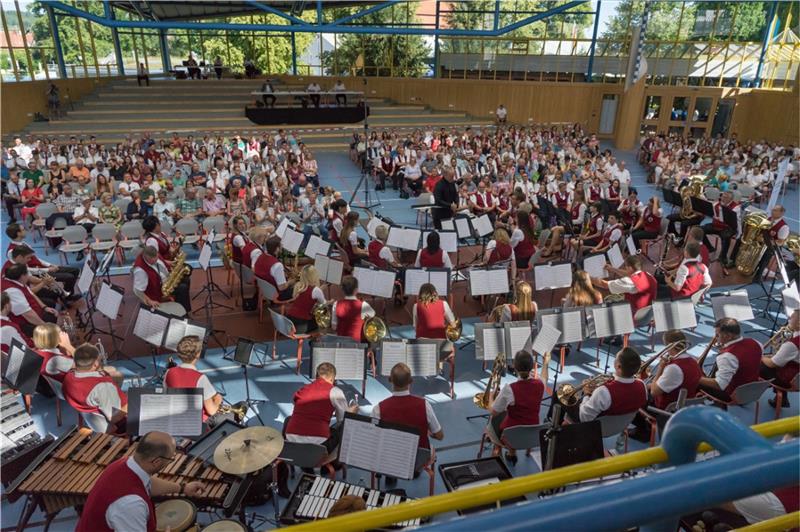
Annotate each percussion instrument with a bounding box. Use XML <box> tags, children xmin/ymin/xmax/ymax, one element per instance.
<box><xmin>212</xmin><ymin>426</ymin><xmax>284</xmax><ymax>476</ymax></box>
<box><xmin>281</xmin><ymin>473</ymin><xmax>423</xmax><ymax>528</ymax></box>
<box><xmin>203</xmin><ymin>519</ymin><xmax>247</xmax><ymax>531</ymax></box>
<box><xmin>7</xmin><ymin>427</ymin><xmax>247</xmax><ymax>530</ymax></box>
<box><xmin>159</xmin><ymin>301</ymin><xmax>187</xmax><ymax>318</ymax></box>
<box><xmin>156</xmin><ymin>499</ymin><xmax>199</xmax><ymax>532</ymax></box>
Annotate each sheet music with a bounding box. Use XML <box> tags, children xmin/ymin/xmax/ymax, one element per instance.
<box><xmin>583</xmin><ymin>253</ymin><xmax>607</xmax><ymax>279</ymax></box>
<box><xmin>380</xmin><ymin>341</ymin><xmax>407</xmax><ymax>375</ymax></box>
<box><xmin>304</xmin><ymin>235</ymin><xmax>330</xmax><ymax>260</ymax></box>
<box><xmin>710</xmin><ymin>289</ymin><xmax>755</xmax><ymax>322</ymax></box>
<box><xmin>652</xmin><ymin>300</ymin><xmax>697</xmax><ymax>332</ymax></box>
<box><xmin>471</xmin><ymin>214</ymin><xmax>493</xmax><ymax>237</ymax></box>
<box><xmin>353</xmin><ymin>267</ymin><xmax>395</xmax><ymax>298</ymax></box>
<box><xmin>454</xmin><ymin>217</ymin><xmax>472</xmax><ymax>239</ymax></box>
<box><xmin>163</xmin><ymin>319</ymin><xmax>207</xmax><ymax>351</ymax></box>
<box><xmin>428</xmin><ymin>270</ymin><xmax>450</xmax><ymax>296</ymax></box>
<box><xmin>406</xmin><ymin>342</ymin><xmax>438</xmax><ymax>377</ymax></box>
<box><xmin>340</xmin><ymin>420</ymin><xmax>380</xmax><ymax>473</ymax></box>
<box><xmin>626</xmin><ymin>235</ymin><xmax>637</xmax><ymax>256</ymax></box>
<box><xmin>504</xmin><ymin>322</ymin><xmax>533</xmax><ymax>356</ymax></box>
<box><xmin>469</xmin><ymin>268</ymin><xmax>509</xmax><ymax>296</ymax></box>
<box><xmin>366</xmin><ymin>216</ymin><xmax>390</xmax><ymax>239</ymax></box>
<box><xmin>198</xmin><ymin>241</ymin><xmax>212</xmax><ymax>270</ymax></box>
<box><xmin>97</xmin><ymin>283</ymin><xmax>123</xmax><ymax>320</ymax></box>
<box><xmin>423</xmin><ymin>231</ymin><xmax>458</xmax><ymax>253</ymax></box>
<box><xmin>606</xmin><ymin>243</ymin><xmax>624</xmax><ymax>269</ymax></box>
<box><xmin>204</xmin><ymin>228</ymin><xmax>216</xmax><ymax>244</ymax></box>
<box><xmin>5</xmin><ymin>344</ymin><xmax>25</xmax><ymax>386</ymax></box>
<box><xmin>534</xmin><ymin>262</ymin><xmax>572</xmax><ymax>290</ymax></box>
<box><xmin>334</xmin><ymin>347</ymin><xmax>365</xmax><ymax>381</ymax></box>
<box><xmin>591</xmin><ymin>303</ymin><xmax>635</xmax><ymax>338</ymax></box>
<box><xmin>315</xmin><ymin>255</ymin><xmax>344</xmax><ymax>285</ymax></box>
<box><xmin>404</xmin><ymin>269</ymin><xmax>429</xmax><ymax>297</ymax></box>
<box><xmin>441</xmin><ymin>219</ymin><xmax>455</xmax><ymax>231</ymax></box>
<box><xmin>532</xmin><ymin>323</ymin><xmax>561</xmax><ymax>356</ymax></box>
<box><xmin>783</xmin><ymin>282</ymin><xmax>800</xmax><ymax>315</ymax></box>
<box><xmin>386</xmin><ymin>227</ymin><xmax>421</xmax><ymax>251</ymax></box>
<box><xmin>540</xmin><ymin>311</ymin><xmax>583</xmax><ymax>344</ymax></box>
<box><xmin>312</xmin><ymin>345</ymin><xmax>337</xmax><ymax>371</ymax></box>
<box><xmin>275</xmin><ymin>217</ymin><xmax>294</xmax><ymax>239</ymax></box>
<box><xmin>481</xmin><ymin>326</ymin><xmax>505</xmax><ymax>361</ymax></box>
<box><xmin>377</xmin><ymin>427</ymin><xmax>418</xmax><ymax>479</ymax></box>
<box><xmin>133</xmin><ymin>307</ymin><xmax>169</xmax><ymax>346</ymax></box>
<box><xmin>139</xmin><ymin>393</ymin><xmax>203</xmax><ymax>436</ymax></box>
<box><xmin>281</xmin><ymin>228</ymin><xmax>305</xmax><ymax>255</ymax></box>
<box><xmin>77</xmin><ymin>258</ymin><xmax>94</xmax><ymax>294</ymax></box>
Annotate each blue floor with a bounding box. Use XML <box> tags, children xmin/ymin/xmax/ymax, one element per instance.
<box><xmin>2</xmin><ymin>143</ymin><xmax>798</xmax><ymax>531</ymax></box>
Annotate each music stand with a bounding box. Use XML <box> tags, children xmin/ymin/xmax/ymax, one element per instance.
<box><xmin>652</xmin><ymin>298</ymin><xmax>697</xmax><ymax>333</ymax></box>
<box><xmin>3</xmin><ymin>340</ymin><xmax>42</xmax><ymax>396</ymax></box>
<box><xmin>540</xmin><ymin>412</ymin><xmax>603</xmax><ymax>472</ymax></box>
<box><xmin>192</xmin><ymin>231</ymin><xmax>230</xmax><ymax>349</ymax></box>
<box><xmin>127</xmin><ymin>387</ymin><xmax>204</xmax><ymax>438</ymax></box>
<box><xmin>661</xmin><ymin>187</ymin><xmax>682</xmax><ymax>209</ymax></box>
<box><xmin>96</xmin><ymin>282</ymin><xmax>139</xmax><ymax>367</ymax></box>
<box><xmin>233</xmin><ymin>338</ymin><xmax>265</xmax><ymax>425</ymax></box>
<box><xmin>348</xmin><ymin>91</ymin><xmax>379</xmax><ymax>210</ymax></box>
<box><xmin>311</xmin><ymin>342</ymin><xmax>368</xmax><ymax>395</ymax></box>
<box><xmin>534</xmin><ymin>261</ymin><xmax>572</xmax><ymax>308</ymax></box>
<box><xmin>589</xmin><ymin>302</ymin><xmax>635</xmax><ymax>373</ymax></box>
<box><xmin>339</xmin><ymin>413</ymin><xmax>419</xmax><ymax>482</ymax></box>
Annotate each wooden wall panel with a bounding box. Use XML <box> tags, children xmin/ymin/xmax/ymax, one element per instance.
<box><xmin>729</xmin><ymin>89</ymin><xmax>799</xmax><ymax>145</ymax></box>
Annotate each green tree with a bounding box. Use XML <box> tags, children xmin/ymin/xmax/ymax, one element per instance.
<box><xmin>601</xmin><ymin>0</ymin><xmax>696</xmax><ymax>42</ymax></box>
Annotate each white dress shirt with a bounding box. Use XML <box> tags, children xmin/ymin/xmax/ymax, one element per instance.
<box><xmin>164</xmin><ymin>363</ymin><xmax>217</xmax><ymax>400</ymax></box>
<box><xmin>106</xmin><ymin>457</ymin><xmax>151</xmax><ymax>532</ymax></box>
<box><xmin>492</xmin><ymin>375</ymin><xmax>544</xmax><ymax>413</ymax></box>
<box><xmin>1</xmin><ymin>320</ymin><xmax>28</xmax><ymax>351</ymax></box>
<box><xmin>412</xmin><ymin>300</ymin><xmax>455</xmax><ymax>329</ymax></box>
<box><xmin>40</xmin><ymin>347</ymin><xmax>73</xmax><ymax>377</ymax></box>
<box><xmin>371</xmin><ymin>390</ymin><xmax>442</xmax><ymax>434</ymax></box>
<box><xmin>655</xmin><ymin>353</ymin><xmax>696</xmax><ymax>394</ymax></box>
<box><xmin>714</xmin><ymin>337</ymin><xmax>762</xmax><ymax>391</ymax></box>
<box><xmin>771</xmin><ymin>334</ymin><xmax>800</xmax><ymax>368</ymax></box>
<box><xmin>578</xmin><ymin>376</ymin><xmax>641</xmax><ymax>422</ymax></box>
<box><xmin>72</xmin><ymin>370</ymin><xmax>124</xmax><ymax>421</ymax></box>
<box><xmin>133</xmin><ymin>259</ymin><xmax>169</xmax><ymax>295</ymax></box>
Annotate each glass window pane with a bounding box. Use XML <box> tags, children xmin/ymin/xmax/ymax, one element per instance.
<box><xmin>693</xmin><ymin>97</ymin><xmax>713</xmax><ymax>122</ymax></box>
<box><xmin>644</xmin><ymin>95</ymin><xmax>661</xmax><ymax>119</ymax></box>
<box><xmin>671</xmin><ymin>96</ymin><xmax>688</xmax><ymax>121</ymax></box>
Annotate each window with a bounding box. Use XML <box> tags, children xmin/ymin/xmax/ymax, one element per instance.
<box><xmin>670</xmin><ymin>97</ymin><xmax>689</xmax><ymax>121</ymax></box>
<box><xmin>693</xmin><ymin>98</ymin><xmax>712</xmax><ymax>122</ymax></box>
<box><xmin>643</xmin><ymin>95</ymin><xmax>661</xmax><ymax>120</ymax></box>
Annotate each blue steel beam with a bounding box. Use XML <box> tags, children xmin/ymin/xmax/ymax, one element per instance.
<box><xmin>242</xmin><ymin>0</ymin><xmax>309</xmax><ymax>26</ymax></box>
<box><xmin>585</xmin><ymin>0</ymin><xmax>601</xmax><ymax>81</ymax></box>
<box><xmin>331</xmin><ymin>1</ymin><xmax>400</xmax><ymax>27</ymax></box>
<box><xmin>754</xmin><ymin>0</ymin><xmax>779</xmax><ymax>87</ymax></box>
<box><xmin>103</xmin><ymin>1</ymin><xmax>125</xmax><ymax>75</ymax></box>
<box><xmin>43</xmin><ymin>0</ymin><xmax>590</xmax><ymax>37</ymax></box>
<box><xmin>45</xmin><ymin>4</ymin><xmax>67</xmax><ymax>79</ymax></box>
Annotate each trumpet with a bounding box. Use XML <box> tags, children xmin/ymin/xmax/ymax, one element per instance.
<box><xmin>39</xmin><ymin>273</ymin><xmax>69</xmax><ymax>297</ymax></box>
<box><xmin>556</xmin><ymin>374</ymin><xmax>614</xmax><ymax>407</ymax></box>
<box><xmin>637</xmin><ymin>340</ymin><xmax>689</xmax><ymax>379</ymax></box>
<box><xmin>764</xmin><ymin>325</ymin><xmax>793</xmax><ymax>353</ymax></box>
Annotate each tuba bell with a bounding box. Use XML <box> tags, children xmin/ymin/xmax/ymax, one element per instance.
<box><xmin>735</xmin><ymin>212</ymin><xmax>773</xmax><ymax>276</ymax></box>
<box><xmin>680</xmin><ymin>175</ymin><xmax>707</xmax><ymax>219</ymax></box>
<box><xmin>312</xmin><ymin>303</ymin><xmax>332</xmax><ymax>330</ymax></box>
<box><xmin>785</xmin><ymin>233</ymin><xmax>800</xmax><ymax>263</ymax></box>
<box><xmin>446</xmin><ymin>318</ymin><xmax>462</xmax><ymax>342</ymax></box>
<box><xmin>363</xmin><ymin>316</ymin><xmax>388</xmax><ymax>344</ymax></box>
<box><xmin>474</xmin><ymin>352</ymin><xmax>505</xmax><ymax>409</ymax></box>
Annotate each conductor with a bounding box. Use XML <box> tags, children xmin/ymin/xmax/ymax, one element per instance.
<box><xmin>432</xmin><ymin>167</ymin><xmax>458</xmax><ymax>230</ymax></box>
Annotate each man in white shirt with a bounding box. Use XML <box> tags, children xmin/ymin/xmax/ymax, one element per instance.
<box><xmin>698</xmin><ymin>318</ymin><xmax>763</xmax><ymax>402</ymax></box>
<box><xmin>495</xmin><ymin>104</ymin><xmax>508</xmax><ymax>124</ymax></box>
<box><xmin>332</xmin><ymin>80</ymin><xmax>347</xmax><ymax>106</ymax></box>
<box><xmin>577</xmin><ymin>347</ymin><xmax>648</xmax><ymax>422</ymax></box>
<box><xmin>152</xmin><ymin>191</ymin><xmax>175</xmax><ymax>225</ymax></box>
<box><xmin>3</xmin><ymin>264</ymin><xmax>58</xmax><ymax>335</ymax></box>
<box><xmin>76</xmin><ymin>430</ymin><xmax>203</xmax><ymax>532</ymax></box>
<box><xmin>306</xmin><ymin>82</ymin><xmax>322</xmax><ymax>108</ymax></box>
<box><xmin>1</xmin><ymin>292</ymin><xmax>31</xmax><ymax>354</ymax></box>
<box><xmin>613</xmin><ymin>160</ymin><xmax>631</xmax><ymax>185</ymax></box>
<box><xmin>662</xmin><ymin>242</ymin><xmax>713</xmax><ymax>299</ymax></box>
<box><xmin>73</xmin><ymin>197</ymin><xmax>99</xmax><ymax>232</ymax></box>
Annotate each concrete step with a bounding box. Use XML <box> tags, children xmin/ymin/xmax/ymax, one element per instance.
<box><xmin>69</xmin><ymin>105</ymin><xmax>431</xmax><ymax>117</ymax></box>
<box><xmin>77</xmin><ymin>100</ymin><xmax>426</xmax><ymax>111</ymax></box>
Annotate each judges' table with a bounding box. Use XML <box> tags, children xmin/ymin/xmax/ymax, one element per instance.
<box><xmin>246</xmin><ymin>91</ymin><xmax>368</xmax><ymax>125</ymax></box>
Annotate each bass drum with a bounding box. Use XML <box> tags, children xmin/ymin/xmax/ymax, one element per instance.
<box><xmin>158</xmin><ymin>301</ymin><xmax>187</xmax><ymax>318</ymax></box>
<box><xmin>202</xmin><ymin>519</ymin><xmax>247</xmax><ymax>531</ymax></box>
<box><xmin>155</xmin><ymin>499</ymin><xmax>198</xmax><ymax>532</ymax></box>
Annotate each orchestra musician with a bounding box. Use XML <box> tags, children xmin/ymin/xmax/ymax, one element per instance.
<box><xmin>331</xmin><ymin>275</ymin><xmax>376</xmax><ymax>343</ymax></box>
<box><xmin>6</xmin><ymin>223</ymin><xmax>79</xmax><ymax>294</ymax></box>
<box><xmin>499</xmin><ymin>281</ymin><xmax>537</xmax><ymax>322</ymax></box>
<box><xmin>328</xmin><ymin>199</ymin><xmax>348</xmax><ymax>241</ymax></box>
<box><xmin>569</xmin><ymin>190</ymin><xmax>587</xmax><ymax>233</ymax></box>
<box><xmin>132</xmin><ymin>246</ymin><xmax>190</xmax><ymax>313</ymax></box>
<box><xmin>163</xmin><ymin>335</ymin><xmax>233</xmax><ymax>427</ymax></box>
<box><xmin>698</xmin><ymin>318</ymin><xmax>763</xmax><ymax>402</ymax></box>
<box><xmin>62</xmin><ymin>343</ymin><xmax>127</xmax><ymax>434</ymax></box>
<box><xmin>662</xmin><ymin>226</ymin><xmax>711</xmax><ymax>271</ymax></box>
<box><xmin>284</xmin><ymin>362</ymin><xmax>358</xmax><ymax>453</ymax></box>
<box><xmin>32</xmin><ymin>322</ymin><xmax>75</xmax><ymax>390</ymax></box>
<box><xmin>700</xmin><ymin>191</ymin><xmax>740</xmax><ymax>268</ymax></box>
<box><xmin>579</xmin><ymin>202</ymin><xmax>604</xmax><ymax>247</ymax></box>
<box><xmin>618</xmin><ymin>188</ymin><xmax>642</xmax><ymax>230</ymax></box>
<box><xmin>141</xmin><ymin>215</ymin><xmax>178</xmax><ymax>265</ymax></box>
<box><xmin>367</xmin><ymin>225</ymin><xmax>401</xmax><ymax>269</ymax></box>
<box><xmin>76</xmin><ymin>431</ymin><xmax>204</xmax><ymax>532</ymax></box>
<box><xmin>1</xmin><ymin>292</ymin><xmax>32</xmax><ymax>355</ymax></box>
<box><xmin>630</xmin><ymin>196</ymin><xmax>662</xmax><ymax>248</ymax></box>
<box><xmin>581</xmin><ymin>211</ymin><xmax>623</xmax><ymax>255</ymax></box>
<box><xmin>592</xmin><ymin>255</ymin><xmax>657</xmax><ymax>317</ymax></box>
<box><xmin>573</xmin><ymin>347</ymin><xmax>647</xmax><ymax>423</ymax></box>
<box><xmin>3</xmin><ymin>264</ymin><xmax>58</xmax><ymax>336</ymax></box>
<box><xmin>415</xmin><ymin>231</ymin><xmax>453</xmax><ymax>269</ymax></box>
<box><xmin>749</xmin><ymin>205</ymin><xmax>792</xmax><ymax>277</ymax></box>
<box><xmin>227</xmin><ymin>215</ymin><xmax>249</xmax><ymax>264</ymax></box>
<box><xmin>666</xmin><ymin>191</ymin><xmax>704</xmax><ymax>246</ymax></box>
<box><xmin>510</xmin><ymin>210</ymin><xmax>538</xmax><ymax>269</ymax></box>
<box><xmin>4</xmin><ymin>246</ymin><xmax>70</xmax><ymax>308</ymax></box>
<box><xmin>760</xmin><ymin>310</ymin><xmax>799</xmax><ymax>408</ymax></box>
<box><xmin>469</xmin><ymin>180</ymin><xmax>497</xmax><ymax>225</ymax></box>
<box><xmin>413</xmin><ymin>282</ymin><xmax>457</xmax><ymax>360</ymax></box>
<box><xmin>488</xmin><ymin>350</ymin><xmax>548</xmax><ymax>464</ymax></box>
<box><xmin>340</xmin><ymin>211</ymin><xmax>368</xmax><ymax>266</ymax></box>
<box><xmin>254</xmin><ymin>235</ymin><xmax>294</xmax><ymax>301</ymax></box>
<box><xmin>285</xmin><ymin>265</ymin><xmax>327</xmax><ymax>334</ymax></box>
<box><xmin>564</xmin><ymin>270</ymin><xmax>604</xmax><ymax>308</ymax></box>
<box><xmin>660</xmin><ymin>242</ymin><xmax>712</xmax><ymax>300</ymax></box>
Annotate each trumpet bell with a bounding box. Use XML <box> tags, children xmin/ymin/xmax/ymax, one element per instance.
<box><xmin>446</xmin><ymin>319</ymin><xmax>462</xmax><ymax>342</ymax></box>
<box><xmin>363</xmin><ymin>316</ymin><xmax>388</xmax><ymax>344</ymax></box>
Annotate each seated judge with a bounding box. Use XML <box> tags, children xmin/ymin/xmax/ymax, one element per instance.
<box><xmin>414</xmin><ymin>231</ymin><xmax>453</xmax><ymax>269</ymax></box>
<box><xmin>577</xmin><ymin>347</ymin><xmax>647</xmax><ymax>423</ymax></box>
<box><xmin>331</xmin><ymin>275</ymin><xmax>376</xmax><ymax>343</ymax></box>
<box><xmin>284</xmin><ymin>362</ymin><xmax>357</xmax><ymax>452</ymax></box>
<box><xmin>132</xmin><ymin>246</ymin><xmax>190</xmax><ymax>313</ymax></box>
<box><xmin>254</xmin><ymin>236</ymin><xmax>294</xmax><ymax>301</ymax></box>
<box><xmin>761</xmin><ymin>310</ymin><xmax>800</xmax><ymax>408</ymax></box>
<box><xmin>3</xmin><ymin>264</ymin><xmax>58</xmax><ymax>336</ymax></box>
<box><xmin>285</xmin><ymin>265</ymin><xmax>327</xmax><ymax>334</ymax></box>
<box><xmin>164</xmin><ymin>335</ymin><xmax>232</xmax><ymax>427</ymax></box>
<box><xmin>592</xmin><ymin>255</ymin><xmax>657</xmax><ymax>317</ymax></box>
<box><xmin>62</xmin><ymin>343</ymin><xmax>127</xmax><ymax>434</ymax></box>
<box><xmin>488</xmin><ymin>350</ymin><xmax>548</xmax><ymax>464</ymax></box>
<box><xmin>1</xmin><ymin>292</ymin><xmax>32</xmax><ymax>355</ymax></box>
<box><xmin>698</xmin><ymin>318</ymin><xmax>762</xmax><ymax>402</ymax></box>
<box><xmin>413</xmin><ymin>283</ymin><xmax>457</xmax><ymax>358</ymax></box>
<box><xmin>76</xmin><ymin>431</ymin><xmax>204</xmax><ymax>532</ymax></box>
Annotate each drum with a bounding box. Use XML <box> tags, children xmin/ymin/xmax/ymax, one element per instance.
<box><xmin>158</xmin><ymin>301</ymin><xmax>187</xmax><ymax>318</ymax></box>
<box><xmin>155</xmin><ymin>499</ymin><xmax>198</xmax><ymax>532</ymax></box>
<box><xmin>202</xmin><ymin>519</ymin><xmax>247</xmax><ymax>531</ymax></box>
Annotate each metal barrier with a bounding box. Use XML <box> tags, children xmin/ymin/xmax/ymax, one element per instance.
<box><xmin>283</xmin><ymin>410</ymin><xmax>799</xmax><ymax>531</ymax></box>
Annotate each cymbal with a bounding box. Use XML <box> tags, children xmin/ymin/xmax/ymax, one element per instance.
<box><xmin>212</xmin><ymin>426</ymin><xmax>284</xmax><ymax>475</ymax></box>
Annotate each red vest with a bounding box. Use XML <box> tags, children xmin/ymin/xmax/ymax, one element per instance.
<box><xmin>0</xmin><ymin>316</ymin><xmax>31</xmax><ymax>354</ymax></box>
<box><xmin>3</xmin><ymin>279</ymin><xmax>44</xmax><ymax>327</ymax></box>
<box><xmin>416</xmin><ymin>300</ymin><xmax>446</xmax><ymax>339</ymax></box>
<box><xmin>76</xmin><ymin>457</ymin><xmax>156</xmax><ymax>532</ymax></box>
<box><xmin>368</xmin><ymin>241</ymin><xmax>388</xmax><ymax>268</ymax></box>
<box><xmin>776</xmin><ymin>335</ymin><xmax>800</xmax><ymax>385</ymax></box>
<box><xmin>7</xmin><ymin>242</ymin><xmax>45</xmax><ymax>268</ymax></box>
<box><xmin>473</xmin><ymin>192</ymin><xmax>491</xmax><ymax>209</ymax></box>
<box><xmin>62</xmin><ymin>371</ymin><xmax>128</xmax><ymax>414</ymax></box>
<box><xmin>229</xmin><ymin>233</ymin><xmax>246</xmax><ymax>264</ymax></box>
<box><xmin>588</xmin><ymin>186</ymin><xmax>601</xmax><ymax>202</ymax></box>
<box><xmin>329</xmin><ymin>213</ymin><xmax>343</xmax><ymax>241</ymax></box>
<box><xmin>1</xmin><ymin>260</ymin><xmax>13</xmax><ymax>276</ymax></box>
<box><xmin>621</xmin><ymin>200</ymin><xmax>640</xmax><ymax>225</ymax></box>
<box><xmin>241</xmin><ymin>241</ymin><xmax>258</xmax><ymax>268</ymax></box>
<box><xmin>514</xmin><ymin>232</ymin><xmax>536</xmax><ymax>264</ymax></box>
<box><xmin>287</xmin><ymin>286</ymin><xmax>316</xmax><ymax>321</ymax></box>
<box><xmin>36</xmin><ymin>348</ymin><xmax>69</xmax><ymax>383</ymax></box>
<box><xmin>643</xmin><ymin>206</ymin><xmax>661</xmax><ymax>233</ymax></box>
<box><xmin>553</xmin><ymin>191</ymin><xmax>569</xmax><ymax>209</ymax></box>
<box><xmin>607</xmin><ymin>187</ymin><xmax>620</xmax><ymax>201</ymax></box>
<box><xmin>254</xmin><ymin>252</ymin><xmax>279</xmax><ymax>286</ymax></box>
<box><xmin>419</xmin><ymin>249</ymin><xmax>444</xmax><ymax>268</ymax></box>
<box><xmin>671</xmin><ymin>261</ymin><xmax>707</xmax><ymax>298</ymax></box>
<box><xmin>654</xmin><ymin>356</ymin><xmax>703</xmax><ymax>409</ymax></box>
<box><xmin>769</xmin><ymin>218</ymin><xmax>787</xmax><ymax>241</ymax></box>
<box><xmin>722</xmin><ymin>337</ymin><xmax>762</xmax><ymax>394</ymax></box>
<box><xmin>570</xmin><ymin>203</ymin><xmax>584</xmax><ymax>222</ymax></box>
<box><xmin>699</xmin><ymin>244</ymin><xmax>711</xmax><ymax>266</ymax></box>
<box><xmin>712</xmin><ymin>201</ymin><xmax>737</xmax><ymax>230</ymax></box>
<box><xmin>379</xmin><ymin>394</ymin><xmax>430</xmax><ymax>449</ymax></box>
<box><xmin>489</xmin><ymin>242</ymin><xmax>512</xmax><ymax>264</ymax></box>
<box><xmin>773</xmin><ymin>485</ymin><xmax>800</xmax><ymax>514</ymax></box>
<box><xmin>335</xmin><ymin>299</ymin><xmax>365</xmax><ymax>342</ymax></box>
<box><xmin>589</xmin><ymin>214</ymin><xmax>602</xmax><ymax>235</ymax></box>
<box><xmin>600</xmin><ymin>224</ymin><xmax>620</xmax><ymax>248</ymax></box>
<box><xmin>146</xmin><ymin>232</ymin><xmax>171</xmax><ymax>261</ymax></box>
<box><xmin>285</xmin><ymin>378</ymin><xmax>335</xmax><ymax>438</ymax></box>
<box><xmin>164</xmin><ymin>365</ymin><xmax>209</xmax><ymax>420</ymax></box>
<box><xmin>625</xmin><ymin>271</ymin><xmax>657</xmax><ymax>314</ymax></box>
<box><xmin>133</xmin><ymin>254</ymin><xmax>164</xmax><ymax>303</ymax></box>
<box><xmin>602</xmin><ymin>379</ymin><xmax>647</xmax><ymax>416</ymax></box>
<box><xmin>500</xmin><ymin>379</ymin><xmax>544</xmax><ymax>430</ymax></box>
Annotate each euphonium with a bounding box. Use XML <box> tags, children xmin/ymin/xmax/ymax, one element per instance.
<box><xmin>680</xmin><ymin>175</ymin><xmax>707</xmax><ymax>219</ymax></box>
<box><xmin>163</xmin><ymin>250</ymin><xmax>191</xmax><ymax>297</ymax></box>
<box><xmin>556</xmin><ymin>374</ymin><xmax>614</xmax><ymax>407</ymax></box>
<box><xmin>363</xmin><ymin>316</ymin><xmax>388</xmax><ymax>343</ymax></box>
<box><xmin>735</xmin><ymin>212</ymin><xmax>772</xmax><ymax>276</ymax></box>
<box><xmin>312</xmin><ymin>303</ymin><xmax>332</xmax><ymax>330</ymax></box>
<box><xmin>764</xmin><ymin>325</ymin><xmax>793</xmax><ymax>353</ymax></box>
<box><xmin>446</xmin><ymin>318</ymin><xmax>462</xmax><ymax>342</ymax></box>
<box><xmin>487</xmin><ymin>304</ymin><xmax>505</xmax><ymax>322</ymax></box>
<box><xmin>474</xmin><ymin>352</ymin><xmax>505</xmax><ymax>409</ymax></box>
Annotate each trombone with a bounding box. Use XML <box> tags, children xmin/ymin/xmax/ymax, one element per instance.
<box><xmin>556</xmin><ymin>374</ymin><xmax>614</xmax><ymax>407</ymax></box>
<box><xmin>637</xmin><ymin>340</ymin><xmax>690</xmax><ymax>379</ymax></box>
<box><xmin>696</xmin><ymin>334</ymin><xmax>720</xmax><ymax>377</ymax></box>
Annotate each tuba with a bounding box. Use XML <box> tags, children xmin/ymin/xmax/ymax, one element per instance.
<box><xmin>786</xmin><ymin>233</ymin><xmax>800</xmax><ymax>263</ymax></box>
<box><xmin>556</xmin><ymin>374</ymin><xmax>614</xmax><ymax>407</ymax></box>
<box><xmin>446</xmin><ymin>318</ymin><xmax>462</xmax><ymax>342</ymax></box>
<box><xmin>312</xmin><ymin>303</ymin><xmax>332</xmax><ymax>330</ymax></box>
<box><xmin>163</xmin><ymin>250</ymin><xmax>191</xmax><ymax>297</ymax></box>
<box><xmin>474</xmin><ymin>353</ymin><xmax>505</xmax><ymax>409</ymax></box>
<box><xmin>734</xmin><ymin>212</ymin><xmax>772</xmax><ymax>276</ymax></box>
<box><xmin>363</xmin><ymin>316</ymin><xmax>388</xmax><ymax>344</ymax></box>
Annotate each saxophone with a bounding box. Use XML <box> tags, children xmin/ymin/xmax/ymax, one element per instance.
<box><xmin>734</xmin><ymin>212</ymin><xmax>772</xmax><ymax>276</ymax></box>
<box><xmin>162</xmin><ymin>250</ymin><xmax>191</xmax><ymax>297</ymax></box>
<box><xmin>473</xmin><ymin>353</ymin><xmax>505</xmax><ymax>409</ymax></box>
